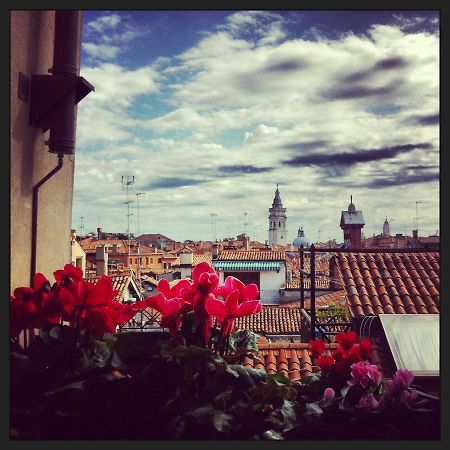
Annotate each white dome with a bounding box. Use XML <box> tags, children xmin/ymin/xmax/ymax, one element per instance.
<box><xmin>293</xmin><ymin>226</ymin><xmax>309</xmax><ymax>246</ymax></box>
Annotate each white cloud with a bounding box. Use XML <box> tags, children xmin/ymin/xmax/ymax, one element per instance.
<box><xmin>86</xmin><ymin>13</ymin><xmax>122</xmax><ymax>34</ymax></box>
<box><xmin>82</xmin><ymin>42</ymin><xmax>120</xmax><ymax>60</ymax></box>
<box><xmin>74</xmin><ymin>12</ymin><xmax>439</xmax><ymax>242</ymax></box>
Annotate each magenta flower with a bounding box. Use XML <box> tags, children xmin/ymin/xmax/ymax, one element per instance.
<box><xmin>217</xmin><ymin>276</ymin><xmax>259</xmax><ymax>303</ymax></box>
<box><xmin>205</xmin><ymin>289</ymin><xmax>262</xmax><ymax>336</ymax></box>
<box><xmin>399</xmin><ymin>389</ymin><xmax>418</xmax><ymax>407</ymax></box>
<box><xmin>323</xmin><ymin>387</ymin><xmax>335</xmax><ymax>402</ymax></box>
<box><xmin>358</xmin><ymin>393</ymin><xmax>380</xmax><ymax>411</ymax></box>
<box><xmin>385</xmin><ymin>369</ymin><xmax>415</xmax><ymax>395</ymax></box>
<box><xmin>348</xmin><ymin>361</ymin><xmax>382</xmax><ymax>388</ymax></box>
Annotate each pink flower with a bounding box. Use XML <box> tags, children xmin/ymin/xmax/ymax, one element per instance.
<box><xmin>205</xmin><ymin>289</ymin><xmax>262</xmax><ymax>337</ymax></box>
<box><xmin>348</xmin><ymin>361</ymin><xmax>382</xmax><ymax>388</ymax></box>
<box><xmin>399</xmin><ymin>389</ymin><xmax>418</xmax><ymax>407</ymax></box>
<box><xmin>323</xmin><ymin>387</ymin><xmax>335</xmax><ymax>402</ymax></box>
<box><xmin>217</xmin><ymin>276</ymin><xmax>259</xmax><ymax>303</ymax></box>
<box><xmin>358</xmin><ymin>393</ymin><xmax>379</xmax><ymax>411</ymax></box>
<box><xmin>144</xmin><ymin>292</ymin><xmax>184</xmax><ymax>336</ymax></box>
<box><xmin>386</xmin><ymin>369</ymin><xmax>415</xmax><ymax>394</ymax></box>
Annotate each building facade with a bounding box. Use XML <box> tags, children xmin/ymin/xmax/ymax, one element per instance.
<box><xmin>10</xmin><ymin>11</ymin><xmax>92</xmax><ymax>291</ymax></box>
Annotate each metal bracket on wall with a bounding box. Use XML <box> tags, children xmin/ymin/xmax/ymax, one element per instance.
<box><xmin>18</xmin><ymin>72</ymin><xmax>30</xmax><ymax>102</ymax></box>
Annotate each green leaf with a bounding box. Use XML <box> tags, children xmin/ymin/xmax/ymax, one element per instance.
<box><xmin>87</xmin><ymin>340</ymin><xmax>111</xmax><ymax>368</ymax></box>
<box><xmin>261</xmin><ymin>429</ymin><xmax>284</xmax><ymax>440</ymax></box>
<box><xmin>213</xmin><ymin>413</ymin><xmax>234</xmax><ymax>433</ymax></box>
<box><xmin>44</xmin><ymin>380</ymin><xmax>85</xmax><ymax>396</ymax></box>
<box><xmin>171</xmin><ymin>345</ymin><xmax>207</xmax><ymax>367</ymax></box>
<box><xmin>227</xmin><ymin>329</ymin><xmax>260</xmax><ymax>352</ymax></box>
<box><xmin>305</xmin><ymin>402</ymin><xmax>323</xmax><ymax>417</ymax></box>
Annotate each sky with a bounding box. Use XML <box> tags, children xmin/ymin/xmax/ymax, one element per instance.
<box><xmin>72</xmin><ymin>10</ymin><xmax>440</xmax><ymax>244</ymax></box>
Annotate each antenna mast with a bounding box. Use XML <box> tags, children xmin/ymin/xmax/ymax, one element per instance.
<box><xmin>122</xmin><ymin>175</ymin><xmax>135</xmax><ymax>267</ymax></box>
<box><xmin>413</xmin><ymin>201</ymin><xmax>423</xmax><ymax>236</ymax></box>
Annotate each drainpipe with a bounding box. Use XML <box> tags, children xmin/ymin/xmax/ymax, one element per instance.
<box><xmin>29</xmin><ymin>11</ymin><xmax>94</xmax><ymax>285</ymax></box>
<box><xmin>30</xmin><ymin>154</ymin><xmax>64</xmax><ymax>284</ymax></box>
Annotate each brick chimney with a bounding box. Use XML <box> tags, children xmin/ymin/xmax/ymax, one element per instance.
<box><xmin>212</xmin><ymin>241</ymin><xmax>219</xmax><ymax>260</ymax></box>
<box><xmin>96</xmin><ymin>244</ymin><xmax>108</xmax><ymax>276</ymax></box>
<box><xmin>97</xmin><ymin>227</ymin><xmax>102</xmax><ymax>240</ymax></box>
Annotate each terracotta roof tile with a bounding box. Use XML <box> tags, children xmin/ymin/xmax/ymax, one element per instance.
<box><xmin>282</xmin><ymin>290</ymin><xmax>348</xmax><ymax>310</ymax></box>
<box><xmin>234</xmin><ymin>307</ymin><xmax>301</xmax><ymax>334</ymax></box>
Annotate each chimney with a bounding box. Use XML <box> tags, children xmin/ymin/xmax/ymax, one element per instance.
<box><xmin>97</xmin><ymin>227</ymin><xmax>102</xmax><ymax>240</ymax></box>
<box><xmin>212</xmin><ymin>241</ymin><xmax>219</xmax><ymax>260</ymax></box>
<box><xmin>245</xmin><ymin>236</ymin><xmax>250</xmax><ymax>251</ymax></box>
<box><xmin>70</xmin><ymin>228</ymin><xmax>77</xmax><ymax>242</ymax></box>
<box><xmin>413</xmin><ymin>229</ymin><xmax>418</xmax><ymax>239</ymax></box>
<box><xmin>96</xmin><ymin>244</ymin><xmax>108</xmax><ymax>276</ymax></box>
<box><xmin>286</xmin><ymin>269</ymin><xmax>292</xmax><ymax>284</ymax></box>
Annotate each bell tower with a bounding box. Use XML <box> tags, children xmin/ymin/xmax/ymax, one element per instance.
<box><xmin>268</xmin><ymin>184</ymin><xmax>287</xmax><ymax>246</ymax></box>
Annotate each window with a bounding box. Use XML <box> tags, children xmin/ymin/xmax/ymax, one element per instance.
<box><xmin>158</xmin><ymin>258</ymin><xmax>162</xmax><ymax>263</ymax></box>
<box><xmin>146</xmin><ymin>257</ymin><xmax>149</xmax><ymax>265</ymax></box>
<box><xmin>76</xmin><ymin>257</ymin><xmax>83</xmax><ymax>269</ymax></box>
<box><xmin>278</xmin><ymin>221</ymin><xmax>281</xmax><ymax>227</ymax></box>
<box><xmin>379</xmin><ymin>314</ymin><xmax>439</xmax><ymax>376</ymax></box>
<box><xmin>150</xmin><ymin>258</ymin><xmax>153</xmax><ymax>264</ymax></box>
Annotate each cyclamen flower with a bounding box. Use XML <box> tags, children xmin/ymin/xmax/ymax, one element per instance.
<box><xmin>323</xmin><ymin>387</ymin><xmax>335</xmax><ymax>402</ymax></box>
<box><xmin>385</xmin><ymin>369</ymin><xmax>415</xmax><ymax>394</ymax></box>
<box><xmin>205</xmin><ymin>289</ymin><xmax>261</xmax><ymax>337</ymax></box>
<box><xmin>317</xmin><ymin>355</ymin><xmax>334</xmax><ymax>374</ymax></box>
<box><xmin>359</xmin><ymin>338</ymin><xmax>372</xmax><ymax>360</ymax></box>
<box><xmin>217</xmin><ymin>276</ymin><xmax>259</xmax><ymax>304</ymax></box>
<box><xmin>144</xmin><ymin>292</ymin><xmax>185</xmax><ymax>336</ymax></box>
<box><xmin>348</xmin><ymin>361</ymin><xmax>382</xmax><ymax>389</ymax></box>
<box><xmin>10</xmin><ymin>273</ymin><xmax>61</xmax><ymax>337</ymax></box>
<box><xmin>309</xmin><ymin>339</ymin><xmax>326</xmax><ymax>358</ymax></box>
<box><xmin>336</xmin><ymin>331</ymin><xmax>357</xmax><ymax>350</ymax></box>
<box><xmin>358</xmin><ymin>393</ymin><xmax>380</xmax><ymax>411</ymax></box>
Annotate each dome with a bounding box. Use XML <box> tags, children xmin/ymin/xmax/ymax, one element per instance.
<box><xmin>293</xmin><ymin>226</ymin><xmax>309</xmax><ymax>246</ymax></box>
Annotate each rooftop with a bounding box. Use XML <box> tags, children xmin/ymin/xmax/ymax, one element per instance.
<box><xmin>334</xmin><ymin>252</ymin><xmax>440</xmax><ymax>317</ymax></box>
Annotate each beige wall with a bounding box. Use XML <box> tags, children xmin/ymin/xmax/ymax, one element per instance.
<box><xmin>71</xmin><ymin>240</ymin><xmax>86</xmax><ymax>277</ymax></box>
<box><xmin>10</xmin><ymin>11</ymin><xmax>82</xmax><ymax>292</ymax></box>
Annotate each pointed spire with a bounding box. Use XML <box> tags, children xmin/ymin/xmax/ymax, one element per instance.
<box><xmin>272</xmin><ymin>184</ymin><xmax>283</xmax><ymax>207</ymax></box>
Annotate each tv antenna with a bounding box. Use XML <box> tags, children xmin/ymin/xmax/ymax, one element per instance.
<box><xmin>79</xmin><ymin>216</ymin><xmax>84</xmax><ymax>230</ymax></box>
<box><xmin>121</xmin><ymin>176</ymin><xmax>135</xmax><ymax>261</ymax></box>
<box><xmin>210</xmin><ymin>213</ymin><xmax>218</xmax><ymax>241</ymax></box>
<box><xmin>413</xmin><ymin>201</ymin><xmax>423</xmax><ymax>235</ymax></box>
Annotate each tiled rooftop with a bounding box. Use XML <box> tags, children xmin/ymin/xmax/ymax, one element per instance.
<box><xmin>234</xmin><ymin>307</ymin><xmax>301</xmax><ymax>334</ymax></box>
<box><xmin>284</xmin><ymin>277</ymin><xmax>332</xmax><ymax>290</ymax></box>
<box><xmin>90</xmin><ymin>275</ymin><xmax>134</xmax><ymax>302</ymax></box>
<box><xmin>218</xmin><ymin>250</ymin><xmax>286</xmax><ymax>261</ymax></box>
<box><xmin>282</xmin><ymin>290</ymin><xmax>348</xmax><ymax>310</ymax></box>
<box><xmin>193</xmin><ymin>253</ymin><xmax>212</xmax><ymax>266</ymax></box>
<box><xmin>243</xmin><ymin>342</ymin><xmax>383</xmax><ymax>383</ymax></box>
<box><xmin>334</xmin><ymin>252</ymin><xmax>440</xmax><ymax>317</ymax></box>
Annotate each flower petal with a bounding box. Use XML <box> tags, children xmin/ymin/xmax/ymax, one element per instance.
<box><xmin>157</xmin><ymin>278</ymin><xmax>171</xmax><ymax>298</ymax></box>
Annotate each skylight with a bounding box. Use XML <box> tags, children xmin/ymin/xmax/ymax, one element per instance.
<box><xmin>379</xmin><ymin>314</ymin><xmax>439</xmax><ymax>376</ymax></box>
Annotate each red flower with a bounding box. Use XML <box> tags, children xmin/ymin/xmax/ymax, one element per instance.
<box><xmin>309</xmin><ymin>339</ymin><xmax>326</xmax><ymax>358</ymax></box>
<box><xmin>205</xmin><ymin>289</ymin><xmax>262</xmax><ymax>336</ymax></box>
<box><xmin>54</xmin><ymin>264</ymin><xmax>84</xmax><ymax>285</ymax></box>
<box><xmin>336</xmin><ymin>331</ymin><xmax>357</xmax><ymax>350</ymax></box>
<box><xmin>145</xmin><ymin>292</ymin><xmax>184</xmax><ymax>336</ymax></box>
<box><xmin>333</xmin><ymin>347</ymin><xmax>347</xmax><ymax>362</ymax></box>
<box><xmin>10</xmin><ymin>273</ymin><xmax>61</xmax><ymax>338</ymax></box>
<box><xmin>359</xmin><ymin>338</ymin><xmax>372</xmax><ymax>360</ymax></box>
<box><xmin>317</xmin><ymin>355</ymin><xmax>334</xmax><ymax>374</ymax></box>
<box><xmin>217</xmin><ymin>276</ymin><xmax>259</xmax><ymax>304</ymax></box>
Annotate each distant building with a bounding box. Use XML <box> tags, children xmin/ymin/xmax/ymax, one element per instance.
<box><xmin>293</xmin><ymin>226</ymin><xmax>310</xmax><ymax>248</ymax></box>
<box><xmin>340</xmin><ymin>196</ymin><xmax>365</xmax><ymax>249</ymax></box>
<box><xmin>138</xmin><ymin>233</ymin><xmax>175</xmax><ymax>250</ymax></box>
<box><xmin>268</xmin><ymin>185</ymin><xmax>287</xmax><ymax>246</ymax></box>
<box><xmin>382</xmin><ymin>217</ymin><xmax>390</xmax><ymax>236</ymax></box>
<box><xmin>213</xmin><ymin>250</ymin><xmax>287</xmax><ymax>305</ymax></box>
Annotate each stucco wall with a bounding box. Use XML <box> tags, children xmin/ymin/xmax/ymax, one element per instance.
<box><xmin>10</xmin><ymin>11</ymin><xmax>81</xmax><ymax>292</ymax></box>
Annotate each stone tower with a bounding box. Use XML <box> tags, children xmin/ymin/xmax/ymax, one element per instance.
<box><xmin>340</xmin><ymin>196</ymin><xmax>365</xmax><ymax>248</ymax></box>
<box><xmin>268</xmin><ymin>184</ymin><xmax>287</xmax><ymax>246</ymax></box>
